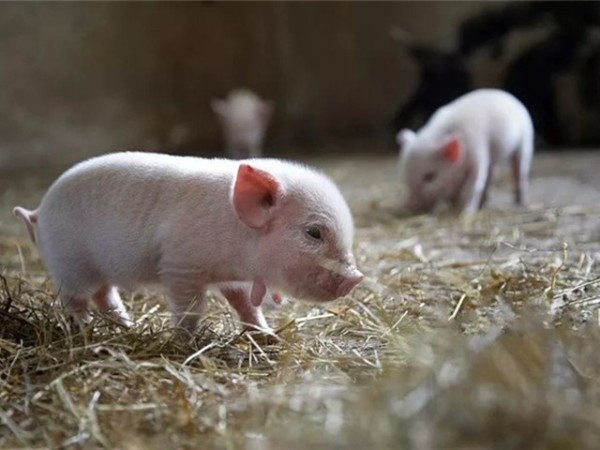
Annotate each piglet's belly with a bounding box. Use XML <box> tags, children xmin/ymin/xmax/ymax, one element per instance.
<box><xmin>36</xmin><ymin>223</ymin><xmax>163</xmax><ymax>286</ymax></box>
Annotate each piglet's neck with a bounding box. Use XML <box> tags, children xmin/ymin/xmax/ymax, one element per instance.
<box><xmin>208</xmin><ymin>223</ymin><xmax>264</xmax><ymax>284</ymax></box>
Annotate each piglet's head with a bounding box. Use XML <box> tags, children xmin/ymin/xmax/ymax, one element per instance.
<box><xmin>400</xmin><ymin>133</ymin><xmax>468</xmax><ymax>213</ymax></box>
<box><xmin>231</xmin><ymin>162</ymin><xmax>363</xmax><ymax>302</ymax></box>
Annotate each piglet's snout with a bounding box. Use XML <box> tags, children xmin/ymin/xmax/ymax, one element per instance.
<box><xmin>317</xmin><ymin>256</ymin><xmax>363</xmax><ymax>298</ymax></box>
<box><xmin>336</xmin><ymin>268</ymin><xmax>363</xmax><ymax>297</ymax></box>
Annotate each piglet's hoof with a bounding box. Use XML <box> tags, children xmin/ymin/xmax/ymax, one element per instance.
<box><xmin>241</xmin><ymin>327</ymin><xmax>280</xmax><ymax>346</ymax></box>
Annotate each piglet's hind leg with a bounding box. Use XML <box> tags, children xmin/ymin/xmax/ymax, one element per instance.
<box><xmin>164</xmin><ymin>279</ymin><xmax>208</xmax><ymax>336</ymax></box>
<box><xmin>511</xmin><ymin>149</ymin><xmax>531</xmax><ymax>207</ymax></box>
<box><xmin>478</xmin><ymin>163</ymin><xmax>495</xmax><ymax>210</ymax></box>
<box><xmin>60</xmin><ymin>291</ymin><xmax>92</xmax><ymax>324</ymax></box>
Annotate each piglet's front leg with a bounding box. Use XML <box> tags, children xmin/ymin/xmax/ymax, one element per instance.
<box><xmin>455</xmin><ymin>155</ymin><xmax>490</xmax><ymax>214</ymax></box>
<box><xmin>250</xmin><ymin>276</ymin><xmax>267</xmax><ymax>307</ymax></box>
<box><xmin>248</xmin><ymin>276</ymin><xmax>285</xmax><ymax>307</ymax></box>
<box><xmin>220</xmin><ymin>285</ymin><xmax>271</xmax><ymax>332</ymax></box>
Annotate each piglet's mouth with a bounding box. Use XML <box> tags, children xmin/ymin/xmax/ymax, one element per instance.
<box><xmin>407</xmin><ymin>196</ymin><xmax>435</xmax><ymax>214</ymax></box>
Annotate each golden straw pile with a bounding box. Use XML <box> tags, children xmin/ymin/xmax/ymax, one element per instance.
<box><xmin>2</xmin><ymin>155</ymin><xmax>600</xmax><ymax>448</ymax></box>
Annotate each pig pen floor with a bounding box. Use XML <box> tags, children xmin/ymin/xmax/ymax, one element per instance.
<box><xmin>2</xmin><ymin>151</ymin><xmax>600</xmax><ymax>448</ymax></box>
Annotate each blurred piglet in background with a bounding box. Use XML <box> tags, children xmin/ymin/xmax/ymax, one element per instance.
<box><xmin>13</xmin><ymin>152</ymin><xmax>363</xmax><ymax>335</ymax></box>
<box><xmin>397</xmin><ymin>88</ymin><xmax>534</xmax><ymax>215</ymax></box>
<box><xmin>211</xmin><ymin>88</ymin><xmax>274</xmax><ymax>159</ymax></box>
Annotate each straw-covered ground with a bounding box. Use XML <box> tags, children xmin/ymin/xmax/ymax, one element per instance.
<box><xmin>2</xmin><ymin>150</ymin><xmax>600</xmax><ymax>449</ymax></box>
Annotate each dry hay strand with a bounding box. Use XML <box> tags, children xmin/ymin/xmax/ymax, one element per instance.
<box><xmin>0</xmin><ymin>271</ymin><xmax>418</xmax><ymax>449</ymax></box>
<box><xmin>263</xmin><ymin>316</ymin><xmax>600</xmax><ymax>450</ymax></box>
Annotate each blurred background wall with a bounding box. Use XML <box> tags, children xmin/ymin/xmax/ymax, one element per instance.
<box><xmin>1</xmin><ymin>1</ymin><xmax>599</xmax><ymax>168</ymax></box>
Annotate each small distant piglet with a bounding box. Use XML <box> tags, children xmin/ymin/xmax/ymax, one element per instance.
<box><xmin>212</xmin><ymin>89</ymin><xmax>273</xmax><ymax>159</ymax></box>
<box><xmin>13</xmin><ymin>152</ymin><xmax>362</xmax><ymax>334</ymax></box>
<box><xmin>397</xmin><ymin>88</ymin><xmax>534</xmax><ymax>214</ymax></box>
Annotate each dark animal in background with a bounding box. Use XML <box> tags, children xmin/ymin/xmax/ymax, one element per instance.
<box><xmin>578</xmin><ymin>43</ymin><xmax>600</xmax><ymax>144</ymax></box>
<box><xmin>459</xmin><ymin>2</ymin><xmax>550</xmax><ymax>59</ymax></box>
<box><xmin>388</xmin><ymin>28</ymin><xmax>473</xmax><ymax>133</ymax></box>
<box><xmin>459</xmin><ymin>2</ymin><xmax>600</xmax><ymax>59</ymax></box>
<box><xmin>457</xmin><ymin>1</ymin><xmax>600</xmax><ymax>147</ymax></box>
<box><xmin>501</xmin><ymin>30</ymin><xmax>581</xmax><ymax>147</ymax></box>
<box><xmin>579</xmin><ymin>45</ymin><xmax>600</xmax><ymax>112</ymax></box>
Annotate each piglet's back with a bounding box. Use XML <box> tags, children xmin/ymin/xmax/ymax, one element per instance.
<box><xmin>35</xmin><ymin>152</ymin><xmax>238</xmax><ymax>283</ymax></box>
<box><xmin>435</xmin><ymin>89</ymin><xmax>530</xmax><ymax>135</ymax></box>
<box><xmin>39</xmin><ymin>152</ymin><xmax>235</xmax><ymax>225</ymax></box>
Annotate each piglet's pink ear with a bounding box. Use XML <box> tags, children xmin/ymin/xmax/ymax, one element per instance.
<box><xmin>443</xmin><ymin>137</ymin><xmax>462</xmax><ymax>163</ymax></box>
<box><xmin>232</xmin><ymin>164</ymin><xmax>281</xmax><ymax>229</ymax></box>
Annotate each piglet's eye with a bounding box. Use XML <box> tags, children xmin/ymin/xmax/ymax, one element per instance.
<box><xmin>305</xmin><ymin>226</ymin><xmax>322</xmax><ymax>241</ymax></box>
<box><xmin>423</xmin><ymin>172</ymin><xmax>436</xmax><ymax>183</ymax></box>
